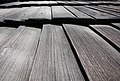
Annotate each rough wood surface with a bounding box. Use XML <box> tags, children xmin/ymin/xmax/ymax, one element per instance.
<box><xmin>0</xmin><ymin>26</ymin><xmax>41</xmax><ymax>81</ymax></box>
<box><xmin>85</xmin><ymin>6</ymin><xmax>120</xmax><ymax>17</ymax></box>
<box><xmin>0</xmin><ymin>8</ymin><xmax>17</xmax><ymax>22</ymax></box>
<box><xmin>0</xmin><ymin>26</ymin><xmax>25</xmax><ymax>50</ymax></box>
<box><xmin>99</xmin><ymin>5</ymin><xmax>120</xmax><ymax>13</ymax></box>
<box><xmin>29</xmin><ymin>24</ymin><xmax>85</xmax><ymax>81</ymax></box>
<box><xmin>52</xmin><ymin>6</ymin><xmax>76</xmax><ymax>19</ymax></box>
<box><xmin>63</xmin><ymin>24</ymin><xmax>120</xmax><ymax>81</ymax></box>
<box><xmin>64</xmin><ymin>6</ymin><xmax>93</xmax><ymax>19</ymax></box>
<box><xmin>4</xmin><ymin>7</ymin><xmax>29</xmax><ymax>21</ymax></box>
<box><xmin>74</xmin><ymin>6</ymin><xmax>117</xmax><ymax>19</ymax></box>
<box><xmin>30</xmin><ymin>6</ymin><xmax>51</xmax><ymax>20</ymax></box>
<box><xmin>90</xmin><ymin>25</ymin><xmax>120</xmax><ymax>48</ymax></box>
<box><xmin>0</xmin><ymin>27</ymin><xmax>15</xmax><ymax>45</ymax></box>
<box><xmin>21</xmin><ymin>7</ymin><xmax>40</xmax><ymax>20</ymax></box>
<box><xmin>112</xmin><ymin>23</ymin><xmax>120</xmax><ymax>29</ymax></box>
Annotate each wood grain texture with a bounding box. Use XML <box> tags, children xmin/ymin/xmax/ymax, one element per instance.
<box><xmin>112</xmin><ymin>23</ymin><xmax>120</xmax><ymax>29</ymax></box>
<box><xmin>90</xmin><ymin>25</ymin><xmax>120</xmax><ymax>48</ymax></box>
<box><xmin>0</xmin><ymin>8</ymin><xmax>17</xmax><ymax>22</ymax></box>
<box><xmin>74</xmin><ymin>6</ymin><xmax>117</xmax><ymax>19</ymax></box>
<box><xmin>52</xmin><ymin>6</ymin><xmax>76</xmax><ymax>19</ymax></box>
<box><xmin>0</xmin><ymin>26</ymin><xmax>41</xmax><ymax>81</ymax></box>
<box><xmin>22</xmin><ymin>7</ymin><xmax>40</xmax><ymax>20</ymax></box>
<box><xmin>63</xmin><ymin>24</ymin><xmax>120</xmax><ymax>81</ymax></box>
<box><xmin>0</xmin><ymin>26</ymin><xmax>25</xmax><ymax>50</ymax></box>
<box><xmin>64</xmin><ymin>6</ymin><xmax>93</xmax><ymax>19</ymax></box>
<box><xmin>99</xmin><ymin>5</ymin><xmax>120</xmax><ymax>13</ymax></box>
<box><xmin>0</xmin><ymin>27</ymin><xmax>15</xmax><ymax>45</ymax></box>
<box><xmin>29</xmin><ymin>6</ymin><xmax>51</xmax><ymax>20</ymax></box>
<box><xmin>4</xmin><ymin>7</ymin><xmax>29</xmax><ymax>21</ymax></box>
<box><xmin>29</xmin><ymin>24</ymin><xmax>85</xmax><ymax>81</ymax></box>
<box><xmin>85</xmin><ymin>6</ymin><xmax>120</xmax><ymax>18</ymax></box>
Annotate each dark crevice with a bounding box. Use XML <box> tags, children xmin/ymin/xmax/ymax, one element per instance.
<box><xmin>62</xmin><ymin>25</ymin><xmax>90</xmax><ymax>81</ymax></box>
<box><xmin>110</xmin><ymin>23</ymin><xmax>120</xmax><ymax>31</ymax></box>
<box><xmin>88</xmin><ymin>25</ymin><xmax>120</xmax><ymax>53</ymax></box>
<box><xmin>27</xmin><ymin>30</ymin><xmax>41</xmax><ymax>81</ymax></box>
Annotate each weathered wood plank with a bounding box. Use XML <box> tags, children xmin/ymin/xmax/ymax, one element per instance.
<box><xmin>64</xmin><ymin>6</ymin><xmax>93</xmax><ymax>19</ymax></box>
<box><xmin>0</xmin><ymin>27</ymin><xmax>15</xmax><ymax>45</ymax></box>
<box><xmin>29</xmin><ymin>6</ymin><xmax>51</xmax><ymax>20</ymax></box>
<box><xmin>63</xmin><ymin>24</ymin><xmax>120</xmax><ymax>81</ymax></box>
<box><xmin>112</xmin><ymin>23</ymin><xmax>120</xmax><ymax>29</ymax></box>
<box><xmin>0</xmin><ymin>26</ymin><xmax>25</xmax><ymax>50</ymax></box>
<box><xmin>21</xmin><ymin>7</ymin><xmax>40</xmax><ymax>20</ymax></box>
<box><xmin>90</xmin><ymin>25</ymin><xmax>120</xmax><ymax>48</ymax></box>
<box><xmin>74</xmin><ymin>6</ymin><xmax>117</xmax><ymax>19</ymax></box>
<box><xmin>52</xmin><ymin>6</ymin><xmax>76</xmax><ymax>19</ymax></box>
<box><xmin>4</xmin><ymin>7</ymin><xmax>29</xmax><ymax>21</ymax></box>
<box><xmin>0</xmin><ymin>26</ymin><xmax>41</xmax><ymax>81</ymax></box>
<box><xmin>0</xmin><ymin>2</ymin><xmax>20</xmax><ymax>7</ymax></box>
<box><xmin>85</xmin><ymin>6</ymin><xmax>120</xmax><ymax>17</ymax></box>
<box><xmin>29</xmin><ymin>24</ymin><xmax>85</xmax><ymax>81</ymax></box>
<box><xmin>0</xmin><ymin>8</ymin><xmax>17</xmax><ymax>22</ymax></box>
<box><xmin>99</xmin><ymin>5</ymin><xmax>120</xmax><ymax>13</ymax></box>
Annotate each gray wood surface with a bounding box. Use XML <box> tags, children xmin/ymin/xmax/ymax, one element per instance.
<box><xmin>74</xmin><ymin>6</ymin><xmax>117</xmax><ymax>19</ymax></box>
<box><xmin>0</xmin><ymin>8</ymin><xmax>17</xmax><ymax>22</ymax></box>
<box><xmin>63</xmin><ymin>24</ymin><xmax>120</xmax><ymax>81</ymax></box>
<box><xmin>112</xmin><ymin>23</ymin><xmax>120</xmax><ymax>28</ymax></box>
<box><xmin>0</xmin><ymin>26</ymin><xmax>25</xmax><ymax>50</ymax></box>
<box><xmin>29</xmin><ymin>24</ymin><xmax>85</xmax><ymax>81</ymax></box>
<box><xmin>85</xmin><ymin>6</ymin><xmax>120</xmax><ymax>18</ymax></box>
<box><xmin>21</xmin><ymin>7</ymin><xmax>40</xmax><ymax>20</ymax></box>
<box><xmin>0</xmin><ymin>26</ymin><xmax>41</xmax><ymax>81</ymax></box>
<box><xmin>99</xmin><ymin>5</ymin><xmax>120</xmax><ymax>13</ymax></box>
<box><xmin>29</xmin><ymin>6</ymin><xmax>51</xmax><ymax>20</ymax></box>
<box><xmin>90</xmin><ymin>25</ymin><xmax>120</xmax><ymax>48</ymax></box>
<box><xmin>0</xmin><ymin>27</ymin><xmax>15</xmax><ymax>45</ymax></box>
<box><xmin>52</xmin><ymin>6</ymin><xmax>76</xmax><ymax>19</ymax></box>
<box><xmin>4</xmin><ymin>7</ymin><xmax>29</xmax><ymax>21</ymax></box>
<box><xmin>64</xmin><ymin>6</ymin><xmax>93</xmax><ymax>19</ymax></box>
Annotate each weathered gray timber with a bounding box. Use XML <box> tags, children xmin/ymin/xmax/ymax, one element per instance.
<box><xmin>52</xmin><ymin>6</ymin><xmax>76</xmax><ymax>19</ymax></box>
<box><xmin>64</xmin><ymin>6</ymin><xmax>93</xmax><ymax>19</ymax></box>
<box><xmin>29</xmin><ymin>6</ymin><xmax>51</xmax><ymax>20</ymax></box>
<box><xmin>74</xmin><ymin>6</ymin><xmax>117</xmax><ymax>19</ymax></box>
<box><xmin>29</xmin><ymin>24</ymin><xmax>85</xmax><ymax>81</ymax></box>
<box><xmin>63</xmin><ymin>24</ymin><xmax>120</xmax><ymax>81</ymax></box>
<box><xmin>0</xmin><ymin>26</ymin><xmax>41</xmax><ymax>81</ymax></box>
<box><xmin>90</xmin><ymin>25</ymin><xmax>120</xmax><ymax>48</ymax></box>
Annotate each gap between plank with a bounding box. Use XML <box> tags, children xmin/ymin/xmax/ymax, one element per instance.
<box><xmin>62</xmin><ymin>24</ymin><xmax>90</xmax><ymax>81</ymax></box>
<box><xmin>88</xmin><ymin>25</ymin><xmax>120</xmax><ymax>53</ymax></box>
<box><xmin>27</xmin><ymin>29</ymin><xmax>42</xmax><ymax>81</ymax></box>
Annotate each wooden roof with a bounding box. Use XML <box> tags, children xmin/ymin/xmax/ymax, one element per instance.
<box><xmin>0</xmin><ymin>1</ymin><xmax>120</xmax><ymax>81</ymax></box>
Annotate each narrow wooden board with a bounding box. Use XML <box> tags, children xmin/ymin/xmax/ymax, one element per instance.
<box><xmin>0</xmin><ymin>2</ymin><xmax>20</xmax><ymax>7</ymax></box>
<box><xmin>0</xmin><ymin>8</ymin><xmax>18</xmax><ymax>22</ymax></box>
<box><xmin>4</xmin><ymin>7</ymin><xmax>29</xmax><ymax>21</ymax></box>
<box><xmin>56</xmin><ymin>1</ymin><xmax>68</xmax><ymax>4</ymax></box>
<box><xmin>99</xmin><ymin>5</ymin><xmax>120</xmax><ymax>13</ymax></box>
<box><xmin>74</xmin><ymin>6</ymin><xmax>117</xmax><ymax>19</ymax></box>
<box><xmin>85</xmin><ymin>6</ymin><xmax>120</xmax><ymax>17</ymax></box>
<box><xmin>0</xmin><ymin>26</ymin><xmax>41</xmax><ymax>81</ymax></box>
<box><xmin>90</xmin><ymin>25</ymin><xmax>120</xmax><ymax>48</ymax></box>
<box><xmin>22</xmin><ymin>7</ymin><xmax>40</xmax><ymax>20</ymax></box>
<box><xmin>29</xmin><ymin>24</ymin><xmax>85</xmax><ymax>81</ymax></box>
<box><xmin>52</xmin><ymin>6</ymin><xmax>76</xmax><ymax>19</ymax></box>
<box><xmin>64</xmin><ymin>6</ymin><xmax>93</xmax><ymax>19</ymax></box>
<box><xmin>29</xmin><ymin>6</ymin><xmax>51</xmax><ymax>20</ymax></box>
<box><xmin>0</xmin><ymin>26</ymin><xmax>25</xmax><ymax>49</ymax></box>
<box><xmin>0</xmin><ymin>27</ymin><xmax>15</xmax><ymax>45</ymax></box>
<box><xmin>63</xmin><ymin>24</ymin><xmax>120</xmax><ymax>81</ymax></box>
<box><xmin>112</xmin><ymin>23</ymin><xmax>120</xmax><ymax>29</ymax></box>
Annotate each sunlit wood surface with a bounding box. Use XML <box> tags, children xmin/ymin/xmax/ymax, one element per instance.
<box><xmin>0</xmin><ymin>1</ymin><xmax>120</xmax><ymax>81</ymax></box>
